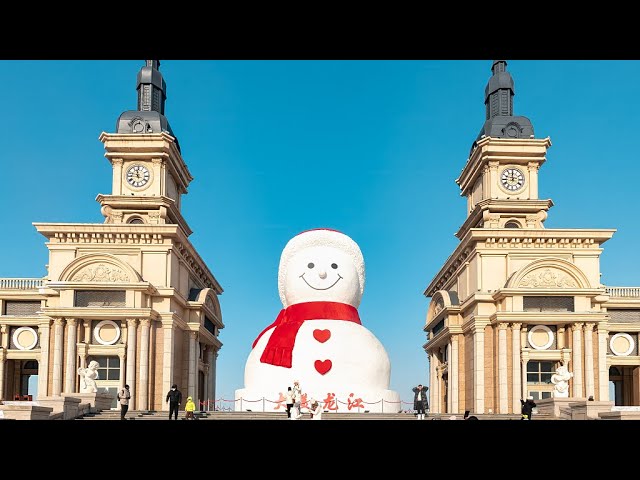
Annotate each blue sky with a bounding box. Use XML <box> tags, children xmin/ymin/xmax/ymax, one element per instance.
<box><xmin>1</xmin><ymin>60</ymin><xmax>639</xmax><ymax>405</ymax></box>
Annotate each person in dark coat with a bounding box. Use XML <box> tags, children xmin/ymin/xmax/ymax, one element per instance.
<box><xmin>520</xmin><ymin>396</ymin><xmax>536</xmax><ymax>420</ymax></box>
<box><xmin>166</xmin><ymin>384</ymin><xmax>183</xmax><ymax>420</ymax></box>
<box><xmin>412</xmin><ymin>384</ymin><xmax>429</xmax><ymax>420</ymax></box>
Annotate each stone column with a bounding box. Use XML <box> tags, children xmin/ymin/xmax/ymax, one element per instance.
<box><xmin>188</xmin><ymin>331</ymin><xmax>198</xmax><ymax>400</ymax></box>
<box><xmin>430</xmin><ymin>352</ymin><xmax>440</xmax><ymax>414</ymax></box>
<box><xmin>572</xmin><ymin>323</ymin><xmax>584</xmax><ymax>398</ymax></box>
<box><xmin>527</xmin><ymin>162</ymin><xmax>539</xmax><ymax>198</ymax></box>
<box><xmin>0</xmin><ymin>347</ymin><xmax>5</xmax><ymax>401</ymax></box>
<box><xmin>450</xmin><ymin>335</ymin><xmax>459</xmax><ymax>414</ymax></box>
<box><xmin>0</xmin><ymin>325</ymin><xmax>7</xmax><ymax>349</ymax></box>
<box><xmin>521</xmin><ymin>352</ymin><xmax>529</xmax><ymax>399</ymax></box>
<box><xmin>584</xmin><ymin>323</ymin><xmax>595</xmax><ymax>399</ymax></box>
<box><xmin>83</xmin><ymin>320</ymin><xmax>91</xmax><ymax>344</ymax></box>
<box><xmin>598</xmin><ymin>327</ymin><xmax>609</xmax><ymax>401</ymax></box>
<box><xmin>138</xmin><ymin>319</ymin><xmax>150</xmax><ymax>411</ymax></box>
<box><xmin>52</xmin><ymin>318</ymin><xmax>65</xmax><ymax>396</ymax></box>
<box><xmin>162</xmin><ymin>323</ymin><xmax>175</xmax><ymax>411</ymax></box>
<box><xmin>498</xmin><ymin>323</ymin><xmax>508</xmax><ymax>414</ymax></box>
<box><xmin>126</xmin><ymin>319</ymin><xmax>137</xmax><ymax>409</ymax></box>
<box><xmin>557</xmin><ymin>326</ymin><xmax>565</xmax><ymax>350</ymax></box>
<box><xmin>37</xmin><ymin>321</ymin><xmax>50</xmax><ymax>399</ymax></box>
<box><xmin>64</xmin><ymin>318</ymin><xmax>77</xmax><ymax>393</ymax></box>
<box><xmin>118</xmin><ymin>351</ymin><xmax>126</xmax><ymax>391</ymax></box>
<box><xmin>511</xmin><ymin>323</ymin><xmax>522</xmax><ymax>414</ymax></box>
<box><xmin>208</xmin><ymin>349</ymin><xmax>216</xmax><ymax>406</ymax></box>
<box><xmin>112</xmin><ymin>158</ymin><xmax>124</xmax><ymax>195</ymax></box>
<box><xmin>473</xmin><ymin>326</ymin><xmax>485</xmax><ymax>413</ymax></box>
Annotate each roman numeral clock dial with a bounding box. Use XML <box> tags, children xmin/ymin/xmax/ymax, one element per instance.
<box><xmin>126</xmin><ymin>164</ymin><xmax>150</xmax><ymax>188</ymax></box>
<box><xmin>500</xmin><ymin>167</ymin><xmax>525</xmax><ymax>192</ymax></box>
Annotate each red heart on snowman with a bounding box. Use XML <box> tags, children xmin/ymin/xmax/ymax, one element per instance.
<box><xmin>314</xmin><ymin>359</ymin><xmax>332</xmax><ymax>375</ymax></box>
<box><xmin>313</xmin><ymin>329</ymin><xmax>331</xmax><ymax>343</ymax></box>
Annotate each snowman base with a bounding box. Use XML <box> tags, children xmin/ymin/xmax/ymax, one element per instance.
<box><xmin>233</xmin><ymin>388</ymin><xmax>401</xmax><ymax>414</ymax></box>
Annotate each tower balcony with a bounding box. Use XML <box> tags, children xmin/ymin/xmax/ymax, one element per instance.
<box><xmin>606</xmin><ymin>287</ymin><xmax>640</xmax><ymax>299</ymax></box>
<box><xmin>0</xmin><ymin>278</ymin><xmax>45</xmax><ymax>291</ymax></box>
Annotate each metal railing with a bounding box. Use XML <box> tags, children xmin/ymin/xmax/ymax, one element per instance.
<box><xmin>606</xmin><ymin>286</ymin><xmax>640</xmax><ymax>298</ymax></box>
<box><xmin>0</xmin><ymin>278</ymin><xmax>45</xmax><ymax>290</ymax></box>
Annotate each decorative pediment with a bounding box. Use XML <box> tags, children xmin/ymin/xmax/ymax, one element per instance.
<box><xmin>518</xmin><ymin>268</ymin><xmax>577</xmax><ymax>288</ymax></box>
<box><xmin>58</xmin><ymin>253</ymin><xmax>141</xmax><ymax>283</ymax></box>
<box><xmin>72</xmin><ymin>264</ymin><xmax>130</xmax><ymax>282</ymax></box>
<box><xmin>506</xmin><ymin>257</ymin><xmax>590</xmax><ymax>289</ymax></box>
<box><xmin>426</xmin><ymin>290</ymin><xmax>460</xmax><ymax>325</ymax></box>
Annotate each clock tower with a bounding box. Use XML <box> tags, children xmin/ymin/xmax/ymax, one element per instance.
<box><xmin>423</xmin><ymin>61</ymin><xmax>615</xmax><ymax>417</ymax></box>
<box><xmin>456</xmin><ymin>60</ymin><xmax>552</xmax><ymax>237</ymax></box>
<box><xmin>97</xmin><ymin>60</ymin><xmax>193</xmax><ymax>234</ymax></box>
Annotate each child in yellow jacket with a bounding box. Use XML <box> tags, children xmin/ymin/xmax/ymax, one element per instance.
<box><xmin>185</xmin><ymin>396</ymin><xmax>196</xmax><ymax>420</ymax></box>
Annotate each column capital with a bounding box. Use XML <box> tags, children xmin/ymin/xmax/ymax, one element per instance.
<box><xmin>557</xmin><ymin>325</ymin><xmax>566</xmax><ymax>333</ymax></box>
<box><xmin>83</xmin><ymin>320</ymin><xmax>91</xmax><ymax>328</ymax></box>
<box><xmin>127</xmin><ymin>318</ymin><xmax>139</xmax><ymax>328</ymax></box>
<box><xmin>584</xmin><ymin>323</ymin><xmax>596</xmax><ymax>331</ymax></box>
<box><xmin>511</xmin><ymin>322</ymin><xmax>522</xmax><ymax>330</ymax></box>
<box><xmin>118</xmin><ymin>351</ymin><xmax>126</xmax><ymax>360</ymax></box>
<box><xmin>597</xmin><ymin>327</ymin><xmax>608</xmax><ymax>335</ymax></box>
<box><xmin>450</xmin><ymin>333</ymin><xmax>459</xmax><ymax>344</ymax></box>
<box><xmin>112</xmin><ymin>158</ymin><xmax>123</xmax><ymax>166</ymax></box>
<box><xmin>54</xmin><ymin>318</ymin><xmax>65</xmax><ymax>326</ymax></box>
<box><xmin>140</xmin><ymin>319</ymin><xmax>151</xmax><ymax>328</ymax></box>
<box><xmin>0</xmin><ymin>325</ymin><xmax>7</xmax><ymax>334</ymax></box>
<box><xmin>571</xmin><ymin>323</ymin><xmax>584</xmax><ymax>332</ymax></box>
<box><xmin>189</xmin><ymin>331</ymin><xmax>199</xmax><ymax>340</ymax></box>
<box><xmin>498</xmin><ymin>323</ymin><xmax>509</xmax><ymax>331</ymax></box>
<box><xmin>67</xmin><ymin>318</ymin><xmax>77</xmax><ymax>327</ymax></box>
<box><xmin>151</xmin><ymin>157</ymin><xmax>164</xmax><ymax>165</ymax></box>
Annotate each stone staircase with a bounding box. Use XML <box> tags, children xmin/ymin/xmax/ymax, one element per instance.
<box><xmin>77</xmin><ymin>410</ymin><xmax>556</xmax><ymax>420</ymax></box>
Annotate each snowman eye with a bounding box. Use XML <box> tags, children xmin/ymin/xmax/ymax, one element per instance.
<box><xmin>307</xmin><ymin>263</ymin><xmax>315</xmax><ymax>269</ymax></box>
<box><xmin>331</xmin><ymin>263</ymin><xmax>338</xmax><ymax>269</ymax></box>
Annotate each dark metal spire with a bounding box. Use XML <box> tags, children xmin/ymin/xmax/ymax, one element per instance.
<box><xmin>116</xmin><ymin>60</ymin><xmax>180</xmax><ymax>150</ymax></box>
<box><xmin>473</xmin><ymin>60</ymin><xmax>534</xmax><ymax>149</ymax></box>
<box><xmin>137</xmin><ymin>60</ymin><xmax>167</xmax><ymax>114</ymax></box>
<box><xmin>485</xmin><ymin>60</ymin><xmax>513</xmax><ymax>119</ymax></box>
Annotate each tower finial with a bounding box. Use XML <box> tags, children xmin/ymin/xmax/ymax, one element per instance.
<box><xmin>137</xmin><ymin>60</ymin><xmax>166</xmax><ymax>114</ymax></box>
<box><xmin>116</xmin><ymin>60</ymin><xmax>180</xmax><ymax>151</ymax></box>
<box><xmin>472</xmin><ymin>60</ymin><xmax>534</xmax><ymax>148</ymax></box>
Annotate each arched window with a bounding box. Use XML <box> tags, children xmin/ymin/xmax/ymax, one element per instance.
<box><xmin>128</xmin><ymin>217</ymin><xmax>144</xmax><ymax>224</ymax></box>
<box><xmin>505</xmin><ymin>221</ymin><xmax>521</xmax><ymax>228</ymax></box>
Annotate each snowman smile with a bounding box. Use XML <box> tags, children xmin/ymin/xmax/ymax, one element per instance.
<box><xmin>299</xmin><ymin>273</ymin><xmax>343</xmax><ymax>290</ymax></box>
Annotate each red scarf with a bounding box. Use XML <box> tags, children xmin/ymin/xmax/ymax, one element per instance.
<box><xmin>252</xmin><ymin>301</ymin><xmax>361</xmax><ymax>368</ymax></box>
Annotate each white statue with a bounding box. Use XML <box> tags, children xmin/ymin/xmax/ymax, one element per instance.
<box><xmin>77</xmin><ymin>360</ymin><xmax>100</xmax><ymax>393</ymax></box>
<box><xmin>551</xmin><ymin>364</ymin><xmax>573</xmax><ymax>398</ymax></box>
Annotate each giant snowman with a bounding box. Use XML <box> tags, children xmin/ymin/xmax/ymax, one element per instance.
<box><xmin>235</xmin><ymin>228</ymin><xmax>400</xmax><ymax>413</ymax></box>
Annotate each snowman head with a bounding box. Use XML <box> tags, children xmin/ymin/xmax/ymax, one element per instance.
<box><xmin>278</xmin><ymin>229</ymin><xmax>365</xmax><ymax>308</ymax></box>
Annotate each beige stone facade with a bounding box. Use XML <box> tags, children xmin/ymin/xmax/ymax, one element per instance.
<box><xmin>423</xmin><ymin>136</ymin><xmax>640</xmax><ymax>414</ymax></box>
<box><xmin>0</xmin><ymin>131</ymin><xmax>224</xmax><ymax>412</ymax></box>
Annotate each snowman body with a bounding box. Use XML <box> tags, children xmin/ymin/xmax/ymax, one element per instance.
<box><xmin>235</xmin><ymin>230</ymin><xmax>401</xmax><ymax>413</ymax></box>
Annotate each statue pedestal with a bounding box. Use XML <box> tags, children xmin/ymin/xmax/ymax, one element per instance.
<box><xmin>38</xmin><ymin>396</ymin><xmax>82</xmax><ymax>420</ymax></box>
<box><xmin>535</xmin><ymin>397</ymin><xmax>584</xmax><ymax>418</ymax></box>
<box><xmin>569</xmin><ymin>400</ymin><xmax>614</xmax><ymax>420</ymax></box>
<box><xmin>0</xmin><ymin>403</ymin><xmax>54</xmax><ymax>420</ymax></box>
<box><xmin>65</xmin><ymin>392</ymin><xmax>114</xmax><ymax>413</ymax></box>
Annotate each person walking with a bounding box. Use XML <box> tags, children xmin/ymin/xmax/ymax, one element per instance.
<box><xmin>284</xmin><ymin>386</ymin><xmax>294</xmax><ymax>418</ymax></box>
<box><xmin>412</xmin><ymin>384</ymin><xmax>429</xmax><ymax>420</ymax></box>
<box><xmin>185</xmin><ymin>396</ymin><xmax>196</xmax><ymax>420</ymax></box>
<box><xmin>166</xmin><ymin>384</ymin><xmax>182</xmax><ymax>420</ymax></box>
<box><xmin>520</xmin><ymin>396</ymin><xmax>537</xmax><ymax>420</ymax></box>
<box><xmin>117</xmin><ymin>384</ymin><xmax>131</xmax><ymax>420</ymax></box>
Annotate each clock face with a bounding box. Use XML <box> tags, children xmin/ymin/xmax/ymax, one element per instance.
<box><xmin>126</xmin><ymin>164</ymin><xmax>150</xmax><ymax>188</ymax></box>
<box><xmin>500</xmin><ymin>167</ymin><xmax>525</xmax><ymax>191</ymax></box>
